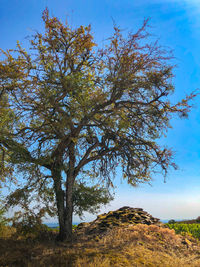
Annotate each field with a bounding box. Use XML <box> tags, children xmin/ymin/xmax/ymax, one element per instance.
<box><xmin>1</xmin><ymin>223</ymin><xmax>200</xmax><ymax>266</ymax></box>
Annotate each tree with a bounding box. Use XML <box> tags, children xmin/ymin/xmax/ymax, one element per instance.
<box><xmin>0</xmin><ymin>9</ymin><xmax>195</xmax><ymax>241</ymax></box>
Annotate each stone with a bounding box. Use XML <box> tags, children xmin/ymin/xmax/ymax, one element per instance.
<box><xmin>76</xmin><ymin>206</ymin><xmax>161</xmax><ymax>235</ymax></box>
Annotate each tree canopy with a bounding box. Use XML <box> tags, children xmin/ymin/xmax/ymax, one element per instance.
<box><xmin>0</xmin><ymin>9</ymin><xmax>195</xmax><ymax>241</ymax></box>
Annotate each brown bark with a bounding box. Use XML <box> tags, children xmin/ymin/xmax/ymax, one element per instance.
<box><xmin>65</xmin><ymin>176</ymin><xmax>74</xmax><ymax>241</ymax></box>
<box><xmin>63</xmin><ymin>142</ymin><xmax>76</xmax><ymax>241</ymax></box>
<box><xmin>52</xmin><ymin>167</ymin><xmax>66</xmax><ymax>241</ymax></box>
<box><xmin>52</xmin><ymin>142</ymin><xmax>76</xmax><ymax>242</ymax></box>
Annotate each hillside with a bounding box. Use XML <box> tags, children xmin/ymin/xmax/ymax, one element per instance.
<box><xmin>1</xmin><ymin>207</ymin><xmax>200</xmax><ymax>266</ymax></box>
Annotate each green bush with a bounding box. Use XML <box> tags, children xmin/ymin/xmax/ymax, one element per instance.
<box><xmin>12</xmin><ymin>212</ymin><xmax>50</xmax><ymax>239</ymax></box>
<box><xmin>0</xmin><ymin>207</ymin><xmax>14</xmax><ymax>238</ymax></box>
<box><xmin>0</xmin><ymin>206</ymin><xmax>9</xmax><ymax>225</ymax></box>
<box><xmin>166</xmin><ymin>223</ymin><xmax>200</xmax><ymax>239</ymax></box>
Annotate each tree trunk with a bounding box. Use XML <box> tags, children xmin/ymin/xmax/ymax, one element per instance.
<box><xmin>52</xmin><ymin>167</ymin><xmax>66</xmax><ymax>241</ymax></box>
<box><xmin>64</xmin><ymin>142</ymin><xmax>76</xmax><ymax>241</ymax></box>
<box><xmin>65</xmin><ymin>175</ymin><xmax>74</xmax><ymax>241</ymax></box>
<box><xmin>52</xmin><ymin>142</ymin><xmax>76</xmax><ymax>242</ymax></box>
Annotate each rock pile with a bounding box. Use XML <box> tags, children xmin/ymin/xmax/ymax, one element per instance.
<box><xmin>76</xmin><ymin>206</ymin><xmax>161</xmax><ymax>235</ymax></box>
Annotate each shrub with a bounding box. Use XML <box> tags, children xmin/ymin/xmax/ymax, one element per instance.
<box><xmin>0</xmin><ymin>207</ymin><xmax>15</xmax><ymax>238</ymax></box>
<box><xmin>11</xmin><ymin>212</ymin><xmax>50</xmax><ymax>239</ymax></box>
<box><xmin>166</xmin><ymin>223</ymin><xmax>200</xmax><ymax>240</ymax></box>
<box><xmin>0</xmin><ymin>207</ymin><xmax>7</xmax><ymax>226</ymax></box>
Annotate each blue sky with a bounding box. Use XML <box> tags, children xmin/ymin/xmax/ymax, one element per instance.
<box><xmin>1</xmin><ymin>0</ymin><xmax>200</xmax><ymax>222</ymax></box>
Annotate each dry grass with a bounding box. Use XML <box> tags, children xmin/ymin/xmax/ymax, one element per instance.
<box><xmin>1</xmin><ymin>224</ymin><xmax>200</xmax><ymax>266</ymax></box>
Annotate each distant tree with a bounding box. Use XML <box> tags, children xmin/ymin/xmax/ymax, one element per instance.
<box><xmin>0</xmin><ymin>9</ymin><xmax>195</xmax><ymax>241</ymax></box>
<box><xmin>196</xmin><ymin>216</ymin><xmax>200</xmax><ymax>223</ymax></box>
<box><xmin>168</xmin><ymin>219</ymin><xmax>176</xmax><ymax>224</ymax></box>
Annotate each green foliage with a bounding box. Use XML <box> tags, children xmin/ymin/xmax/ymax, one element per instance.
<box><xmin>0</xmin><ymin>202</ymin><xmax>11</xmax><ymax>237</ymax></box>
<box><xmin>0</xmin><ymin>207</ymin><xmax>7</xmax><ymax>225</ymax></box>
<box><xmin>11</xmin><ymin>211</ymin><xmax>49</xmax><ymax>238</ymax></box>
<box><xmin>0</xmin><ymin>93</ymin><xmax>16</xmax><ymax>184</ymax></box>
<box><xmin>168</xmin><ymin>219</ymin><xmax>176</xmax><ymax>224</ymax></box>
<box><xmin>5</xmin><ymin>186</ymin><xmax>57</xmax><ymax>238</ymax></box>
<box><xmin>0</xmin><ymin>192</ymin><xmax>9</xmax><ymax>226</ymax></box>
<box><xmin>73</xmin><ymin>182</ymin><xmax>114</xmax><ymax>218</ymax></box>
<box><xmin>5</xmin><ymin>181</ymin><xmax>113</xmax><ymax>221</ymax></box>
<box><xmin>166</xmin><ymin>223</ymin><xmax>200</xmax><ymax>239</ymax></box>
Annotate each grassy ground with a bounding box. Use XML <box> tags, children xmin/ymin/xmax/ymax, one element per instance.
<box><xmin>1</xmin><ymin>223</ymin><xmax>200</xmax><ymax>266</ymax></box>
